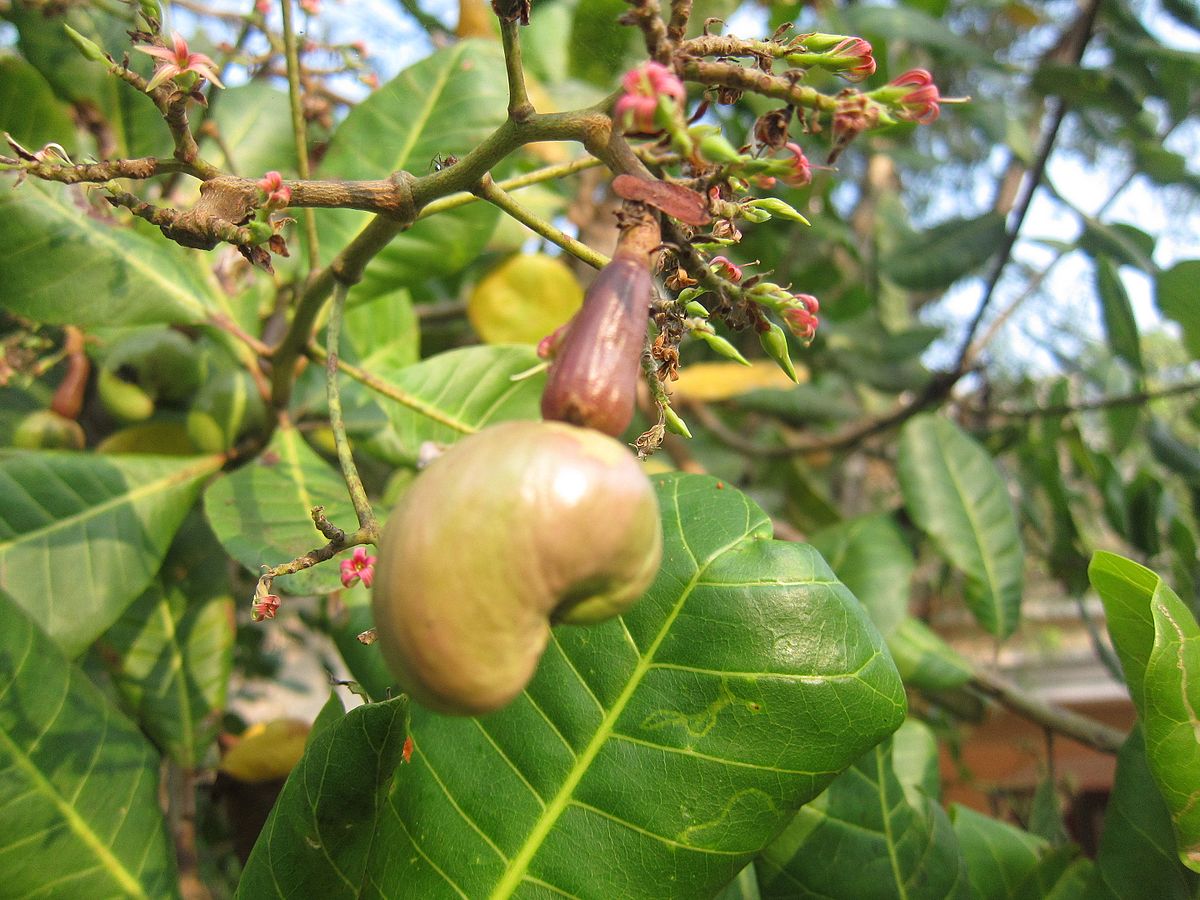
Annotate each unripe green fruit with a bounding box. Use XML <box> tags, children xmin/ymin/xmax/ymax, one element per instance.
<box><xmin>98</xmin><ymin>367</ymin><xmax>156</xmax><ymax>422</ymax></box>
<box><xmin>372</xmin><ymin>420</ymin><xmax>663</xmax><ymax>716</ymax></box>
<box><xmin>186</xmin><ymin>370</ymin><xmax>267</xmax><ymax>453</ymax></box>
<box><xmin>13</xmin><ymin>410</ymin><xmax>85</xmax><ymax>450</ymax></box>
<box><xmin>102</xmin><ymin>328</ymin><xmax>203</xmax><ymax>407</ymax></box>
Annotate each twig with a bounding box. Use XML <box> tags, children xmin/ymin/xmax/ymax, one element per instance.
<box><xmin>416</xmin><ymin>156</ymin><xmax>603</xmax><ymax>218</ymax></box>
<box><xmin>279</xmin><ymin>0</ymin><xmax>320</xmax><ymax>271</ymax></box>
<box><xmin>968</xmin><ymin>668</ymin><xmax>1126</xmax><ymax>755</ymax></box>
<box><xmin>981</xmin><ymin>379</ymin><xmax>1200</xmax><ymax>420</ymax></box>
<box><xmin>474</xmin><ymin>174</ymin><xmax>610</xmax><ymax>269</ymax></box>
<box><xmin>500</xmin><ymin>18</ymin><xmax>533</xmax><ymax>121</ymax></box>
<box><xmin>325</xmin><ymin>282</ymin><xmax>379</xmax><ymax>535</ymax></box>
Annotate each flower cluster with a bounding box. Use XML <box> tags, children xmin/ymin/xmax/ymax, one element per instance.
<box><xmin>614</xmin><ymin>61</ymin><xmax>686</xmax><ymax>134</ymax></box>
<box><xmin>257</xmin><ymin>171</ymin><xmax>292</xmax><ymax>211</ymax></box>
<box><xmin>135</xmin><ymin>32</ymin><xmax>224</xmax><ymax>92</ymax></box>
<box><xmin>781</xmin><ymin>294</ymin><xmax>820</xmax><ymax>342</ymax></box>
<box><xmin>340</xmin><ymin>547</ymin><xmax>377</xmax><ymax>589</ymax></box>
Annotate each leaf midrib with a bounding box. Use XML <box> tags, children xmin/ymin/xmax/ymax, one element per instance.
<box><xmin>489</xmin><ymin>501</ymin><xmax>756</xmax><ymax>898</ymax></box>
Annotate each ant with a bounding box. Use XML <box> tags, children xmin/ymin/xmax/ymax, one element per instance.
<box><xmin>429</xmin><ymin>154</ymin><xmax>459</xmax><ymax>172</ymax></box>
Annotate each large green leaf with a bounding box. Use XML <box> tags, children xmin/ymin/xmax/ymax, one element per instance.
<box><xmin>204</xmin><ymin>424</ymin><xmax>360</xmax><ymax>596</ymax></box>
<box><xmin>758</xmin><ymin>720</ymin><xmax>970</xmax><ymax>899</ymax></box>
<box><xmin>1095</xmin><ymin>256</ymin><xmax>1143</xmax><ymax>373</ymax></box>
<box><xmin>1090</xmin><ymin>728</ymin><xmax>1199</xmax><ymax>898</ymax></box>
<box><xmin>887</xmin><ymin>615</ymin><xmax>974</xmax><ymax>691</ymax></box>
<box><xmin>1088</xmin><ymin>552</ymin><xmax>1200</xmax><ymax>871</ymax></box>
<box><xmin>0</xmin><ymin>451</ymin><xmax>222</xmax><ymax>656</ymax></box>
<box><xmin>0</xmin><ymin>181</ymin><xmax>225</xmax><ymax>327</ymax></box>
<box><xmin>880</xmin><ymin>213</ymin><xmax>1006</xmax><ymax>291</ymax></box>
<box><xmin>205</xmin><ymin>81</ymin><xmax>298</xmax><ymax>180</ymax></box>
<box><xmin>0</xmin><ymin>56</ymin><xmax>78</xmax><ymax>156</ymax></box>
<box><xmin>317</xmin><ymin>41</ymin><xmax>506</xmax><ymax>296</ymax></box>
<box><xmin>380</xmin><ymin>344</ymin><xmax>546</xmax><ymax>458</ymax></box>
<box><xmin>1156</xmin><ymin>260</ymin><xmax>1200</xmax><ymax>360</ymax></box>
<box><xmin>898</xmin><ymin>415</ymin><xmax>1024</xmax><ymax>638</ymax></box>
<box><xmin>809</xmin><ymin>514</ymin><xmax>914</xmax><ymax>637</ymax></box>
<box><xmin>239</xmin><ymin>473</ymin><xmax>907</xmax><ymax>897</ymax></box>
<box><xmin>950</xmin><ymin>804</ymin><xmax>1048</xmax><ymax>899</ymax></box>
<box><xmin>0</xmin><ymin>591</ymin><xmax>179</xmax><ymax>898</ymax></box>
<box><xmin>95</xmin><ymin>513</ymin><xmax>235</xmax><ymax>768</ymax></box>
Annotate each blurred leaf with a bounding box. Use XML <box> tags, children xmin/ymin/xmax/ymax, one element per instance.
<box><xmin>219</xmin><ymin>718</ymin><xmax>311</xmax><ymax>784</ymax></box>
<box><xmin>898</xmin><ymin>415</ymin><xmax>1024</xmax><ymax>638</ymax></box>
<box><xmin>206</xmin><ymin>81</ymin><xmax>298</xmax><ymax>179</ymax></box>
<box><xmin>881</xmin><ymin>213</ymin><xmax>1005</xmax><ymax>291</ymax></box>
<box><xmin>1031</xmin><ymin>63</ymin><xmax>1145</xmax><ymax>117</ymax></box>
<box><xmin>809</xmin><ymin>514</ymin><xmax>913</xmax><ymax>637</ymax></box>
<box><xmin>0</xmin><ymin>56</ymin><xmax>77</xmax><ymax>156</ymax></box>
<box><xmin>759</xmin><ymin>724</ymin><xmax>969</xmax><ymax>899</ymax></box>
<box><xmin>951</xmin><ymin>804</ymin><xmax>1048</xmax><ymax>899</ymax></box>
<box><xmin>240</xmin><ymin>474</ymin><xmax>906</xmax><ymax>897</ymax></box>
<box><xmin>1095</xmin><ymin>257</ymin><xmax>1143</xmax><ymax>372</ymax></box>
<box><xmin>892</xmin><ymin>718</ymin><xmax>942</xmax><ymax>803</ymax></box>
<box><xmin>569</xmin><ymin>0</ymin><xmax>640</xmax><ymax>85</ymax></box>
<box><xmin>0</xmin><ymin>451</ymin><xmax>221</xmax><ymax>656</ymax></box>
<box><xmin>1148</xmin><ymin>418</ymin><xmax>1200</xmax><ymax>486</ymax></box>
<box><xmin>204</xmin><ymin>424</ymin><xmax>359</xmax><ymax>595</ymax></box>
<box><xmin>0</xmin><ymin>591</ymin><xmax>179</xmax><ymax>898</ymax></box>
<box><xmin>0</xmin><ymin>182</ymin><xmax>227</xmax><ymax>327</ymax></box>
<box><xmin>888</xmin><ymin>615</ymin><xmax>974</xmax><ymax>690</ymax></box>
<box><xmin>1078</xmin><ymin>220</ymin><xmax>1156</xmax><ymax>272</ymax></box>
<box><xmin>1088</xmin><ymin>552</ymin><xmax>1200</xmax><ymax>870</ymax></box>
<box><xmin>1090</xmin><ymin>728</ymin><xmax>1200</xmax><ymax>898</ymax></box>
<box><xmin>1028</xmin><ymin>773</ymin><xmax>1070</xmax><ymax>847</ymax></box>
<box><xmin>675</xmin><ymin>361</ymin><xmax>806</xmax><ymax>403</ymax></box>
<box><xmin>843</xmin><ymin>5</ymin><xmax>992</xmax><ymax>61</ymax></box>
<box><xmin>95</xmin><ymin>514</ymin><xmax>234</xmax><ymax>768</ymax></box>
<box><xmin>1125</xmin><ymin>470</ymin><xmax>1163</xmax><ymax>556</ymax></box>
<box><xmin>380</xmin><ymin>345</ymin><xmax>546</xmax><ymax>459</ymax></box>
<box><xmin>1156</xmin><ymin>261</ymin><xmax>1200</xmax><ymax>360</ymax></box>
<box><xmin>1013</xmin><ymin>846</ymin><xmax>1091</xmax><ymax>900</ymax></box>
<box><xmin>714</xmin><ymin>863</ymin><xmax>762</xmax><ymax>900</ymax></box>
<box><xmin>317</xmin><ymin>41</ymin><xmax>506</xmax><ymax>296</ymax></box>
<box><xmin>468</xmin><ymin>253</ymin><xmax>582</xmax><ymax>344</ymax></box>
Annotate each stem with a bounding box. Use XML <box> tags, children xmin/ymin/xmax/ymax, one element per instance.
<box><xmin>500</xmin><ymin>18</ymin><xmax>534</xmax><ymax>121</ymax></box>
<box><xmin>416</xmin><ymin>156</ymin><xmax>604</xmax><ymax>218</ymax></box>
<box><xmin>968</xmin><ymin>668</ymin><xmax>1126</xmax><ymax>755</ymax></box>
<box><xmin>279</xmin><ymin>0</ymin><xmax>320</xmax><ymax>271</ymax></box>
<box><xmin>983</xmin><ymin>379</ymin><xmax>1200</xmax><ymax>420</ymax></box>
<box><xmin>166</xmin><ymin>764</ymin><xmax>210</xmax><ymax>900</ymax></box>
<box><xmin>325</xmin><ymin>282</ymin><xmax>379</xmax><ymax>535</ymax></box>
<box><xmin>475</xmin><ymin>175</ymin><xmax>610</xmax><ymax>269</ymax></box>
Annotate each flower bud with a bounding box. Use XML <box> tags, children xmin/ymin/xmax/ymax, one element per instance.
<box><xmin>759</xmin><ymin>322</ymin><xmax>799</xmax><ymax>383</ymax></box>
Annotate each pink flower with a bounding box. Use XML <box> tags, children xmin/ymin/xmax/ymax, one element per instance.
<box><xmin>253</xmin><ymin>594</ymin><xmax>281</xmax><ymax>620</ymax></box>
<box><xmin>340</xmin><ymin>547</ymin><xmax>377</xmax><ymax>589</ymax></box>
<box><xmin>136</xmin><ymin>32</ymin><xmax>225</xmax><ymax>91</ymax></box>
<box><xmin>780</xmin><ymin>142</ymin><xmax>812</xmax><ymax>188</ymax></box>
<box><xmin>890</xmin><ymin>69</ymin><xmax>941</xmax><ymax>124</ymax></box>
<box><xmin>827</xmin><ymin>38</ymin><xmax>876</xmax><ymax>82</ymax></box>
<box><xmin>255</xmin><ymin>0</ymin><xmax>271</xmax><ymax>14</ymax></box>
<box><xmin>614</xmin><ymin>61</ymin><xmax>685</xmax><ymax>134</ymax></box>
<box><xmin>710</xmin><ymin>256</ymin><xmax>743</xmax><ymax>283</ymax></box>
<box><xmin>782</xmin><ymin>294</ymin><xmax>820</xmax><ymax>342</ymax></box>
<box><xmin>257</xmin><ymin>171</ymin><xmax>292</xmax><ymax>210</ymax></box>
<box><xmin>299</xmin><ymin>0</ymin><xmax>320</xmax><ymax>15</ymax></box>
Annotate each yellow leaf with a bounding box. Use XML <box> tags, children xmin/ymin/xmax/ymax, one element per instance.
<box><xmin>469</xmin><ymin>253</ymin><xmax>583</xmax><ymax>344</ymax></box>
<box><xmin>673</xmin><ymin>360</ymin><xmax>807</xmax><ymax>402</ymax></box>
<box><xmin>219</xmin><ymin>719</ymin><xmax>311</xmax><ymax>783</ymax></box>
<box><xmin>456</xmin><ymin>0</ymin><xmax>496</xmax><ymax>38</ymax></box>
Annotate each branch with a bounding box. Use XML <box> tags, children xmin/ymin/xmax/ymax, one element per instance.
<box><xmin>325</xmin><ymin>282</ymin><xmax>379</xmax><ymax>536</ymax></box>
<box><xmin>279</xmin><ymin>0</ymin><xmax>320</xmax><ymax>270</ymax></box>
<box><xmin>474</xmin><ymin>174</ymin><xmax>610</xmax><ymax>269</ymax></box>
<box><xmin>676</xmin><ymin>58</ymin><xmax>836</xmax><ymax>116</ymax></box>
<box><xmin>499</xmin><ymin>18</ymin><xmax>533</xmax><ymax>121</ymax></box>
<box><xmin>968</xmin><ymin>668</ymin><xmax>1126</xmax><ymax>755</ymax></box>
<box><xmin>981</xmin><ymin>380</ymin><xmax>1200</xmax><ymax>420</ymax></box>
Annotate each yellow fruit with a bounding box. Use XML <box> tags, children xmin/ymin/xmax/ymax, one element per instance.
<box><xmin>468</xmin><ymin>253</ymin><xmax>583</xmax><ymax>345</ymax></box>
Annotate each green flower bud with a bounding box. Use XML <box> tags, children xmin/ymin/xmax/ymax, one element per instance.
<box><xmin>63</xmin><ymin>25</ymin><xmax>108</xmax><ymax>64</ymax></box>
<box><xmin>759</xmin><ymin>322</ymin><xmax>798</xmax><ymax>383</ymax></box>
<box><xmin>699</xmin><ymin>331</ymin><xmax>751</xmax><ymax>367</ymax></box>
<box><xmin>745</xmin><ymin>198</ymin><xmax>811</xmax><ymax>225</ymax></box>
<box><xmin>662</xmin><ymin>405</ymin><xmax>692</xmax><ymax>439</ymax></box>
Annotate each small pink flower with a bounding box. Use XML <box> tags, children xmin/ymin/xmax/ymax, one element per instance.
<box><xmin>780</xmin><ymin>142</ymin><xmax>812</xmax><ymax>188</ymax></box>
<box><xmin>782</xmin><ymin>294</ymin><xmax>820</xmax><ymax>342</ymax></box>
<box><xmin>614</xmin><ymin>61</ymin><xmax>685</xmax><ymax>134</ymax></box>
<box><xmin>136</xmin><ymin>32</ymin><xmax>225</xmax><ymax>91</ymax></box>
<box><xmin>253</xmin><ymin>594</ymin><xmax>281</xmax><ymax>620</ymax></box>
<box><xmin>890</xmin><ymin>69</ymin><xmax>941</xmax><ymax>124</ymax></box>
<box><xmin>827</xmin><ymin>38</ymin><xmax>876</xmax><ymax>82</ymax></box>
<box><xmin>710</xmin><ymin>256</ymin><xmax>743</xmax><ymax>283</ymax></box>
<box><xmin>340</xmin><ymin>547</ymin><xmax>377</xmax><ymax>589</ymax></box>
<box><xmin>255</xmin><ymin>0</ymin><xmax>271</xmax><ymax>14</ymax></box>
<box><xmin>299</xmin><ymin>0</ymin><xmax>320</xmax><ymax>15</ymax></box>
<box><xmin>257</xmin><ymin>171</ymin><xmax>292</xmax><ymax>210</ymax></box>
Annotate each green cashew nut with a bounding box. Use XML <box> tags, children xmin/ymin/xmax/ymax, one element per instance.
<box><xmin>372</xmin><ymin>420</ymin><xmax>663</xmax><ymax>716</ymax></box>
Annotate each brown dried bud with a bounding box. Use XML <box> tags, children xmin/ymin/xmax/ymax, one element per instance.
<box><xmin>491</xmin><ymin>0</ymin><xmax>531</xmax><ymax>24</ymax></box>
<box><xmin>754</xmin><ymin>107</ymin><xmax>793</xmax><ymax>151</ymax></box>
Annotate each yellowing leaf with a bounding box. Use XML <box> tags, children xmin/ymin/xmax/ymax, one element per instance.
<box><xmin>469</xmin><ymin>253</ymin><xmax>583</xmax><ymax>344</ymax></box>
<box><xmin>673</xmin><ymin>360</ymin><xmax>807</xmax><ymax>402</ymax></box>
<box><xmin>219</xmin><ymin>719</ymin><xmax>311</xmax><ymax>783</ymax></box>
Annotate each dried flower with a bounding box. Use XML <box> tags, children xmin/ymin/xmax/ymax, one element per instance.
<box><xmin>253</xmin><ymin>594</ymin><xmax>281</xmax><ymax>620</ymax></box>
<box><xmin>340</xmin><ymin>547</ymin><xmax>377</xmax><ymax>589</ymax></box>
<box><xmin>614</xmin><ymin>61</ymin><xmax>685</xmax><ymax>134</ymax></box>
<box><xmin>709</xmin><ymin>256</ymin><xmax>743</xmax><ymax>283</ymax></box>
<box><xmin>135</xmin><ymin>32</ymin><xmax>225</xmax><ymax>92</ymax></box>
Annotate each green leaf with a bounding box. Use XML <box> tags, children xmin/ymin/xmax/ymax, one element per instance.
<box><xmin>887</xmin><ymin>615</ymin><xmax>974</xmax><ymax>691</ymax></box>
<box><xmin>1095</xmin><ymin>256</ymin><xmax>1143</xmax><ymax>372</ymax></box>
<box><xmin>1077</xmin><ymin>219</ymin><xmax>1156</xmax><ymax>273</ymax></box>
<box><xmin>380</xmin><ymin>345</ymin><xmax>546</xmax><ymax>459</ymax></box>
<box><xmin>1156</xmin><ymin>261</ymin><xmax>1200</xmax><ymax>360</ymax></box>
<box><xmin>842</xmin><ymin>5</ymin><xmax>993</xmax><ymax>62</ymax></box>
<box><xmin>0</xmin><ymin>56</ymin><xmax>78</xmax><ymax>156</ymax></box>
<box><xmin>203</xmin><ymin>424</ymin><xmax>359</xmax><ymax>595</ymax></box>
<box><xmin>317</xmin><ymin>41</ymin><xmax>506</xmax><ymax>295</ymax></box>
<box><xmin>1090</xmin><ymin>727</ymin><xmax>1199</xmax><ymax>898</ymax></box>
<box><xmin>95</xmin><ymin>513</ymin><xmax>234</xmax><ymax>768</ymax></box>
<box><xmin>0</xmin><ymin>181</ymin><xmax>226</xmax><ymax>327</ymax></box>
<box><xmin>1088</xmin><ymin>552</ymin><xmax>1200</xmax><ymax>870</ymax></box>
<box><xmin>881</xmin><ymin>213</ymin><xmax>1005</xmax><ymax>291</ymax></box>
<box><xmin>758</xmin><ymin>723</ymin><xmax>970</xmax><ymax>899</ymax></box>
<box><xmin>0</xmin><ymin>591</ymin><xmax>179</xmax><ymax>898</ymax></box>
<box><xmin>1148</xmin><ymin>417</ymin><xmax>1200</xmax><ymax>486</ymax></box>
<box><xmin>809</xmin><ymin>514</ymin><xmax>914</xmax><ymax>637</ymax></box>
<box><xmin>714</xmin><ymin>863</ymin><xmax>763</xmax><ymax>900</ymax></box>
<box><xmin>206</xmin><ymin>81</ymin><xmax>298</xmax><ymax>179</ymax></box>
<box><xmin>239</xmin><ymin>473</ymin><xmax>907</xmax><ymax>897</ymax></box>
<box><xmin>950</xmin><ymin>804</ymin><xmax>1048</xmax><ymax>899</ymax></box>
<box><xmin>569</xmin><ymin>0</ymin><xmax>641</xmax><ymax>85</ymax></box>
<box><xmin>898</xmin><ymin>415</ymin><xmax>1025</xmax><ymax>638</ymax></box>
<box><xmin>0</xmin><ymin>451</ymin><xmax>221</xmax><ymax>656</ymax></box>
